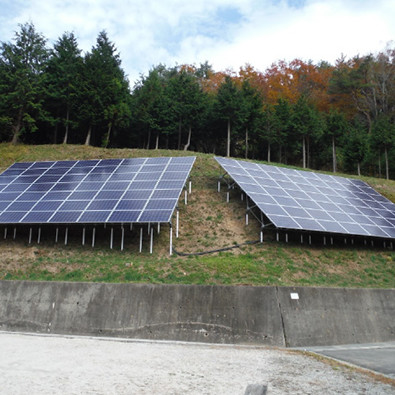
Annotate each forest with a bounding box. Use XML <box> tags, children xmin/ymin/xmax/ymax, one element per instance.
<box><xmin>0</xmin><ymin>23</ymin><xmax>394</xmax><ymax>179</ymax></box>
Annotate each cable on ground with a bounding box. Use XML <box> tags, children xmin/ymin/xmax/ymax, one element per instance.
<box><xmin>172</xmin><ymin>239</ymin><xmax>261</xmax><ymax>256</ymax></box>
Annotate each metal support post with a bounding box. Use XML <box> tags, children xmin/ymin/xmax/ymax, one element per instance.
<box><xmin>82</xmin><ymin>227</ymin><xmax>86</xmax><ymax>246</ymax></box>
<box><xmin>323</xmin><ymin>236</ymin><xmax>326</xmax><ymax>246</ymax></box>
<box><xmin>4</xmin><ymin>227</ymin><xmax>7</xmax><ymax>239</ymax></box>
<box><xmin>260</xmin><ymin>230</ymin><xmax>263</xmax><ymax>243</ymax></box>
<box><xmin>37</xmin><ymin>227</ymin><xmax>41</xmax><ymax>244</ymax></box>
<box><xmin>176</xmin><ymin>209</ymin><xmax>179</xmax><ymax>238</ymax></box>
<box><xmin>189</xmin><ymin>181</ymin><xmax>192</xmax><ymax>194</ymax></box>
<box><xmin>185</xmin><ymin>189</ymin><xmax>188</xmax><ymax>205</ymax></box>
<box><xmin>285</xmin><ymin>233</ymin><xmax>288</xmax><ymax>243</ymax></box>
<box><xmin>217</xmin><ymin>181</ymin><xmax>221</xmax><ymax>192</ymax></box>
<box><xmin>276</xmin><ymin>232</ymin><xmax>279</xmax><ymax>242</ymax></box>
<box><xmin>65</xmin><ymin>227</ymin><xmax>68</xmax><ymax>245</ymax></box>
<box><xmin>301</xmin><ymin>234</ymin><xmax>303</xmax><ymax>244</ymax></box>
<box><xmin>169</xmin><ymin>225</ymin><xmax>173</xmax><ymax>255</ymax></box>
<box><xmin>150</xmin><ymin>227</ymin><xmax>153</xmax><ymax>254</ymax></box>
<box><xmin>121</xmin><ymin>226</ymin><xmax>125</xmax><ymax>251</ymax></box>
<box><xmin>226</xmin><ymin>191</ymin><xmax>229</xmax><ymax>203</ymax></box>
<box><xmin>55</xmin><ymin>227</ymin><xmax>59</xmax><ymax>243</ymax></box>
<box><xmin>245</xmin><ymin>212</ymin><xmax>249</xmax><ymax>226</ymax></box>
<box><xmin>110</xmin><ymin>227</ymin><xmax>114</xmax><ymax>249</ymax></box>
<box><xmin>139</xmin><ymin>227</ymin><xmax>143</xmax><ymax>253</ymax></box>
<box><xmin>157</xmin><ymin>222</ymin><xmax>160</xmax><ymax>234</ymax></box>
<box><xmin>13</xmin><ymin>227</ymin><xmax>16</xmax><ymax>240</ymax></box>
<box><xmin>92</xmin><ymin>227</ymin><xmax>96</xmax><ymax>248</ymax></box>
<box><xmin>29</xmin><ymin>228</ymin><xmax>32</xmax><ymax>244</ymax></box>
<box><xmin>309</xmin><ymin>235</ymin><xmax>312</xmax><ymax>245</ymax></box>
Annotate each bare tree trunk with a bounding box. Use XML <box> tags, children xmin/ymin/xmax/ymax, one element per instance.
<box><xmin>357</xmin><ymin>162</ymin><xmax>361</xmax><ymax>176</ymax></box>
<box><xmin>378</xmin><ymin>151</ymin><xmax>382</xmax><ymax>178</ymax></box>
<box><xmin>267</xmin><ymin>142</ymin><xmax>271</xmax><ymax>163</ymax></box>
<box><xmin>155</xmin><ymin>132</ymin><xmax>159</xmax><ymax>150</ymax></box>
<box><xmin>302</xmin><ymin>137</ymin><xmax>306</xmax><ymax>168</ymax></box>
<box><xmin>104</xmin><ymin>122</ymin><xmax>112</xmax><ymax>148</ymax></box>
<box><xmin>385</xmin><ymin>146</ymin><xmax>389</xmax><ymax>180</ymax></box>
<box><xmin>11</xmin><ymin>108</ymin><xmax>23</xmax><ymax>145</ymax></box>
<box><xmin>226</xmin><ymin>119</ymin><xmax>231</xmax><ymax>157</ymax></box>
<box><xmin>177</xmin><ymin>119</ymin><xmax>182</xmax><ymax>150</ymax></box>
<box><xmin>183</xmin><ymin>125</ymin><xmax>192</xmax><ymax>151</ymax></box>
<box><xmin>85</xmin><ymin>125</ymin><xmax>92</xmax><ymax>146</ymax></box>
<box><xmin>63</xmin><ymin>107</ymin><xmax>70</xmax><ymax>144</ymax></box>
<box><xmin>245</xmin><ymin>128</ymin><xmax>248</xmax><ymax>159</ymax></box>
<box><xmin>332</xmin><ymin>136</ymin><xmax>337</xmax><ymax>173</ymax></box>
<box><xmin>146</xmin><ymin>128</ymin><xmax>151</xmax><ymax>149</ymax></box>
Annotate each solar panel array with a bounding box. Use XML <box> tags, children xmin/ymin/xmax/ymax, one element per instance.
<box><xmin>0</xmin><ymin>157</ymin><xmax>195</xmax><ymax>225</ymax></box>
<box><xmin>215</xmin><ymin>157</ymin><xmax>395</xmax><ymax>240</ymax></box>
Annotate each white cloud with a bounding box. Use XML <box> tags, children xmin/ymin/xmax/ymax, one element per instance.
<box><xmin>0</xmin><ymin>0</ymin><xmax>394</xmax><ymax>84</ymax></box>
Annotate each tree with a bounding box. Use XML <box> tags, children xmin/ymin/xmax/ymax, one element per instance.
<box><xmin>133</xmin><ymin>65</ymin><xmax>173</xmax><ymax>149</ymax></box>
<box><xmin>0</xmin><ymin>22</ymin><xmax>49</xmax><ymax>144</ymax></box>
<box><xmin>272</xmin><ymin>98</ymin><xmax>292</xmax><ymax>163</ymax></box>
<box><xmin>240</xmin><ymin>80</ymin><xmax>262</xmax><ymax>158</ymax></box>
<box><xmin>214</xmin><ymin>75</ymin><xmax>244</xmax><ymax>157</ymax></box>
<box><xmin>291</xmin><ymin>96</ymin><xmax>323</xmax><ymax>168</ymax></box>
<box><xmin>167</xmin><ymin>68</ymin><xmax>206</xmax><ymax>151</ymax></box>
<box><xmin>371</xmin><ymin>114</ymin><xmax>394</xmax><ymax>180</ymax></box>
<box><xmin>342</xmin><ymin>122</ymin><xmax>368</xmax><ymax>176</ymax></box>
<box><xmin>325</xmin><ymin>109</ymin><xmax>348</xmax><ymax>173</ymax></box>
<box><xmin>45</xmin><ymin>32</ymin><xmax>82</xmax><ymax>143</ymax></box>
<box><xmin>78</xmin><ymin>31</ymin><xmax>130</xmax><ymax>146</ymax></box>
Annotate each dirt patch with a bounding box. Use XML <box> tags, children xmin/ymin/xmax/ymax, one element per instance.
<box><xmin>174</xmin><ymin>188</ymin><xmax>261</xmax><ymax>255</ymax></box>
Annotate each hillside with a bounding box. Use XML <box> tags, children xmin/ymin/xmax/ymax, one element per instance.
<box><xmin>0</xmin><ymin>143</ymin><xmax>394</xmax><ymax>288</ymax></box>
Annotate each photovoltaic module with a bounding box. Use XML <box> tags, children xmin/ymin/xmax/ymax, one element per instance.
<box><xmin>0</xmin><ymin>157</ymin><xmax>196</xmax><ymax>225</ymax></box>
<box><xmin>215</xmin><ymin>157</ymin><xmax>395</xmax><ymax>240</ymax></box>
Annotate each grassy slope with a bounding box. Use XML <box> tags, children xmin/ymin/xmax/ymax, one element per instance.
<box><xmin>0</xmin><ymin>143</ymin><xmax>394</xmax><ymax>288</ymax></box>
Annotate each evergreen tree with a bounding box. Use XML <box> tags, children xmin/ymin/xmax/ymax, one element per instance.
<box><xmin>325</xmin><ymin>109</ymin><xmax>348</xmax><ymax>173</ymax></box>
<box><xmin>0</xmin><ymin>22</ymin><xmax>49</xmax><ymax>144</ymax></box>
<box><xmin>167</xmin><ymin>68</ymin><xmax>206</xmax><ymax>151</ymax></box>
<box><xmin>78</xmin><ymin>31</ymin><xmax>130</xmax><ymax>146</ymax></box>
<box><xmin>133</xmin><ymin>65</ymin><xmax>173</xmax><ymax>149</ymax></box>
<box><xmin>342</xmin><ymin>122</ymin><xmax>368</xmax><ymax>176</ymax></box>
<box><xmin>214</xmin><ymin>76</ymin><xmax>244</xmax><ymax>157</ymax></box>
<box><xmin>371</xmin><ymin>114</ymin><xmax>394</xmax><ymax>180</ymax></box>
<box><xmin>45</xmin><ymin>32</ymin><xmax>82</xmax><ymax>143</ymax></box>
<box><xmin>291</xmin><ymin>96</ymin><xmax>323</xmax><ymax>168</ymax></box>
<box><xmin>272</xmin><ymin>98</ymin><xmax>292</xmax><ymax>163</ymax></box>
<box><xmin>240</xmin><ymin>80</ymin><xmax>262</xmax><ymax>159</ymax></box>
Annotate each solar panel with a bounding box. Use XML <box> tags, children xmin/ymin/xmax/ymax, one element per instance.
<box><xmin>0</xmin><ymin>156</ymin><xmax>196</xmax><ymax>225</ymax></box>
<box><xmin>215</xmin><ymin>157</ymin><xmax>395</xmax><ymax>240</ymax></box>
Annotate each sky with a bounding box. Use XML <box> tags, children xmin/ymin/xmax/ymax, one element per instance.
<box><xmin>0</xmin><ymin>0</ymin><xmax>394</xmax><ymax>86</ymax></box>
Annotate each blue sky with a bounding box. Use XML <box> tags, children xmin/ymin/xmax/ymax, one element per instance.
<box><xmin>0</xmin><ymin>0</ymin><xmax>393</xmax><ymax>86</ymax></box>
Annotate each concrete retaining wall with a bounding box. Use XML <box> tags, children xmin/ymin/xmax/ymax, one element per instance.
<box><xmin>277</xmin><ymin>286</ymin><xmax>395</xmax><ymax>347</ymax></box>
<box><xmin>0</xmin><ymin>281</ymin><xmax>394</xmax><ymax>347</ymax></box>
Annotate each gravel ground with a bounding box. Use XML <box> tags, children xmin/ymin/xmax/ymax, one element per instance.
<box><xmin>0</xmin><ymin>332</ymin><xmax>394</xmax><ymax>394</ymax></box>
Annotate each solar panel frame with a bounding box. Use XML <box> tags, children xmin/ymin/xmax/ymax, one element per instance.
<box><xmin>215</xmin><ymin>157</ymin><xmax>395</xmax><ymax>240</ymax></box>
<box><xmin>0</xmin><ymin>156</ymin><xmax>196</xmax><ymax>225</ymax></box>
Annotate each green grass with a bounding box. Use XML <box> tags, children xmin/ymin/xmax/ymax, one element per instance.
<box><xmin>1</xmin><ymin>143</ymin><xmax>395</xmax><ymax>288</ymax></box>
